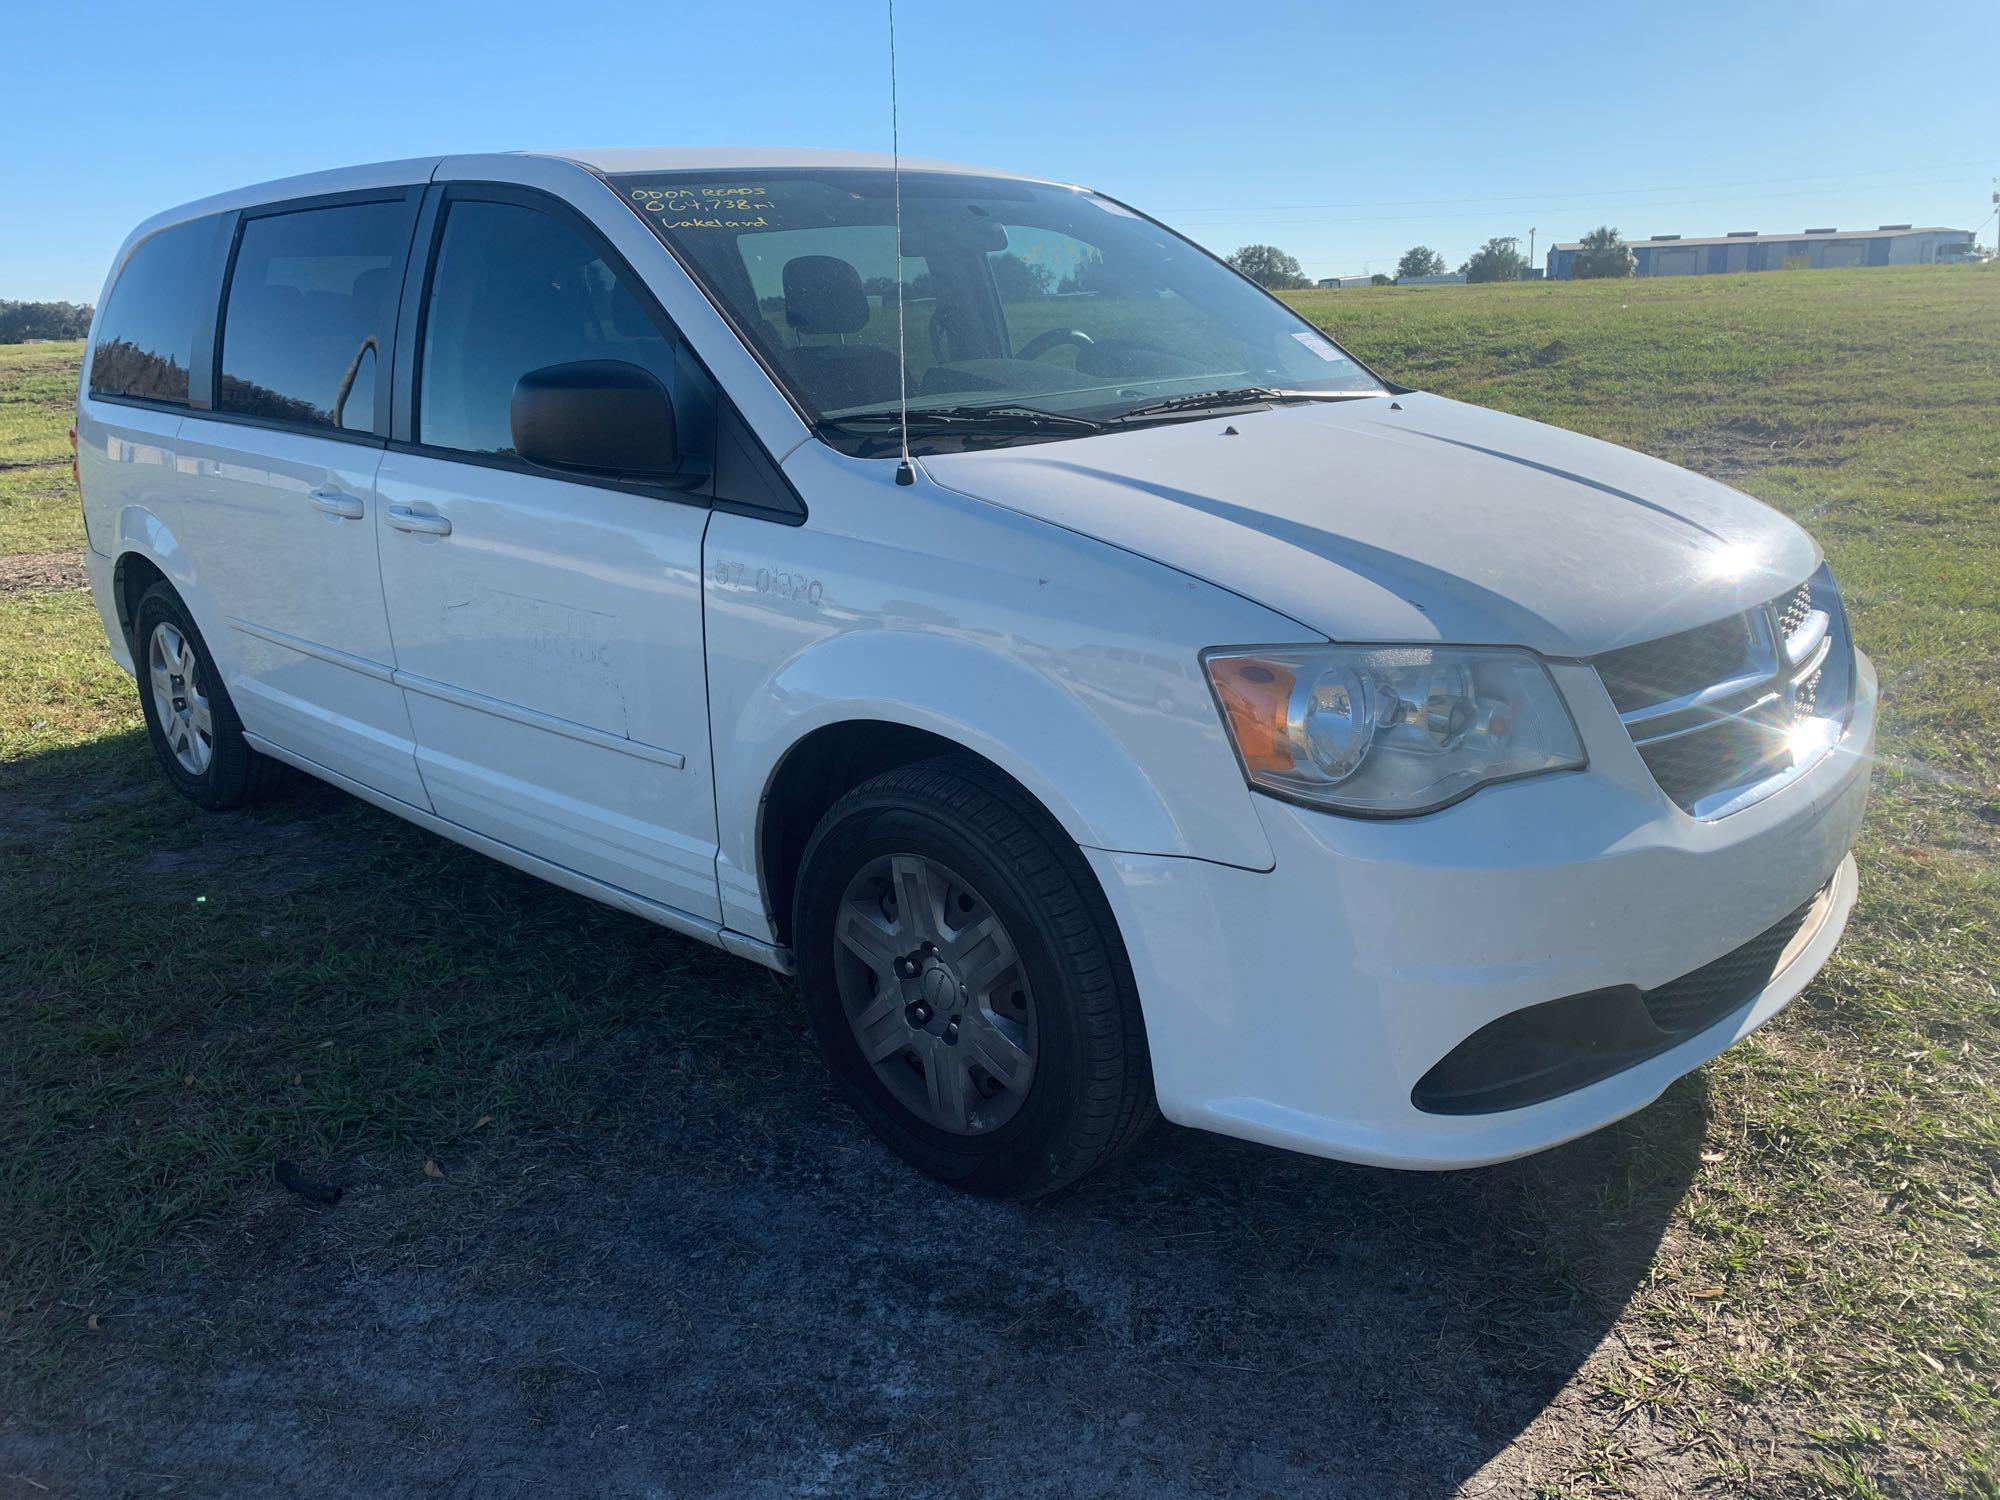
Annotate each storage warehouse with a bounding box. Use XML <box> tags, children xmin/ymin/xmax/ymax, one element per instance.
<box><xmin>1546</xmin><ymin>225</ymin><xmax>1975</xmax><ymax>279</ymax></box>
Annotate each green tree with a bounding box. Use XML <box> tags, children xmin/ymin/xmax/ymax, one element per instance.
<box><xmin>1226</xmin><ymin>244</ymin><xmax>1310</xmax><ymax>290</ymax></box>
<box><xmin>988</xmin><ymin>254</ymin><xmax>1055</xmax><ymax>302</ymax></box>
<box><xmin>1395</xmin><ymin>246</ymin><xmax>1445</xmax><ymax>281</ymax></box>
<box><xmin>1571</xmin><ymin>226</ymin><xmax>1635</xmax><ymax>279</ymax></box>
<box><xmin>0</xmin><ymin>300</ymin><xmax>94</xmax><ymax>343</ymax></box>
<box><xmin>1459</xmin><ymin>237</ymin><xmax>1528</xmax><ymax>284</ymax></box>
<box><xmin>1369</xmin><ymin>273</ymin><xmax>1393</xmax><ymax>286</ymax></box>
<box><xmin>1058</xmin><ymin>249</ymin><xmax>1115</xmax><ymax>295</ymax></box>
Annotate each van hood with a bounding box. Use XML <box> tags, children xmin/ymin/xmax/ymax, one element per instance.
<box><xmin>920</xmin><ymin>393</ymin><xmax>1819</xmax><ymax>657</ymax></box>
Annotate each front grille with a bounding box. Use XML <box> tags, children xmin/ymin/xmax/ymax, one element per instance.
<box><xmin>1638</xmin><ymin>715</ymin><xmax>1789</xmax><ymax>808</ymax></box>
<box><xmin>1777</xmin><ymin>582</ymin><xmax>1814</xmax><ymax>642</ymax></box>
<box><xmin>1595</xmin><ymin>612</ymin><xmax>1758</xmax><ymax>714</ymax></box>
<box><xmin>1643</xmin><ymin>888</ymin><xmax>1824</xmax><ymax>1034</ymax></box>
<box><xmin>1593</xmin><ymin>564</ymin><xmax>1854</xmax><ymax>819</ymax></box>
<box><xmin>1792</xmin><ymin>664</ymin><xmax>1822</xmax><ymax>722</ymax></box>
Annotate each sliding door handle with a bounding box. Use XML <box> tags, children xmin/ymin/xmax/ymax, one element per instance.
<box><xmin>385</xmin><ymin>505</ymin><xmax>453</xmax><ymax>537</ymax></box>
<box><xmin>307</xmin><ymin>488</ymin><xmax>365</xmax><ymax>520</ymax></box>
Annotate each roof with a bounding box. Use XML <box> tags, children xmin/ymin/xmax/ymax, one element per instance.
<box><xmin>106</xmin><ymin>148</ymin><xmax>1063</xmax><ymax>283</ymax></box>
<box><xmin>533</xmin><ymin>146</ymin><xmax>1039</xmax><ymax>180</ymax></box>
<box><xmin>1552</xmin><ymin>226</ymin><xmax>1968</xmax><ymax>251</ymax></box>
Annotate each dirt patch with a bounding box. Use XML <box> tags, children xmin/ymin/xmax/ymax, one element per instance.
<box><xmin>0</xmin><ymin>1030</ymin><xmax>1732</xmax><ymax>1497</ymax></box>
<box><xmin>128</xmin><ymin>814</ymin><xmax>356</xmax><ymax>899</ymax></box>
<box><xmin>0</xmin><ymin>550</ymin><xmax>87</xmax><ymax>595</ymax></box>
<box><xmin>0</xmin><ymin>797</ymin><xmax>70</xmax><ymax>846</ymax></box>
<box><xmin>0</xmin><ymin>774</ymin><xmax>146</xmax><ymax>848</ymax></box>
<box><xmin>1664</xmin><ymin>417</ymin><xmax>1848</xmax><ymax>486</ymax></box>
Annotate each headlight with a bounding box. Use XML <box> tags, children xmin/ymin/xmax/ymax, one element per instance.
<box><xmin>1205</xmin><ymin>644</ymin><xmax>1586</xmax><ymax>815</ymax></box>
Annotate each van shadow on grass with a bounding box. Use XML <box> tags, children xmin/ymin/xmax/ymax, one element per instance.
<box><xmin>1</xmin><ymin>734</ymin><xmax>1705</xmax><ymax>1497</ymax></box>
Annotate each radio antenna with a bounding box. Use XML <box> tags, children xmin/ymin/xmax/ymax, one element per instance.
<box><xmin>889</xmin><ymin>0</ymin><xmax>915</xmax><ymax>485</ymax></box>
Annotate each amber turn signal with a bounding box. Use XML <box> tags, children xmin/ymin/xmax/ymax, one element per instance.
<box><xmin>1206</xmin><ymin>655</ymin><xmax>1296</xmax><ymax>774</ymax></box>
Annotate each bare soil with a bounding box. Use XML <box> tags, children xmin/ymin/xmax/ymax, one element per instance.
<box><xmin>0</xmin><ymin>549</ymin><xmax>86</xmax><ymax>595</ymax></box>
<box><xmin>0</xmin><ymin>837</ymin><xmax>1761</xmax><ymax>1500</ymax></box>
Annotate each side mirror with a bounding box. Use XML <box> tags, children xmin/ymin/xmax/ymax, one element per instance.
<box><xmin>510</xmin><ymin>360</ymin><xmax>678</xmax><ymax>476</ymax></box>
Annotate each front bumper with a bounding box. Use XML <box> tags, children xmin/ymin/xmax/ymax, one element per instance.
<box><xmin>1088</xmin><ymin>650</ymin><xmax>1876</xmax><ymax>1170</ymax></box>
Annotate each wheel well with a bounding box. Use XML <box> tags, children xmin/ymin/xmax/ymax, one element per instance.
<box><xmin>760</xmin><ymin>722</ymin><xmax>1044</xmax><ymax>947</ymax></box>
<box><xmin>113</xmin><ymin>552</ymin><xmax>168</xmax><ymax>652</ymax></box>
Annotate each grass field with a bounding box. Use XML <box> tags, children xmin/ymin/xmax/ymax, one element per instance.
<box><xmin>2</xmin><ymin>267</ymin><xmax>1997</xmax><ymax>1496</ymax></box>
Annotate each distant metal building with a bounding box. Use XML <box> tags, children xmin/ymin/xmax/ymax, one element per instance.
<box><xmin>1546</xmin><ymin>225</ymin><xmax>1974</xmax><ymax>279</ymax></box>
<box><xmin>1314</xmin><ymin>274</ymin><xmax>1378</xmax><ymax>289</ymax></box>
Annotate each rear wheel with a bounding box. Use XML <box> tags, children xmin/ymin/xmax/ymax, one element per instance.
<box><xmin>793</xmin><ymin>755</ymin><xmax>1155</xmax><ymax>1196</ymax></box>
<box><xmin>134</xmin><ymin>582</ymin><xmax>290</xmax><ymax>810</ymax></box>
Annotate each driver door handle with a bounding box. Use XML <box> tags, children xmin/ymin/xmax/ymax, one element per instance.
<box><xmin>385</xmin><ymin>505</ymin><xmax>452</xmax><ymax>537</ymax></box>
<box><xmin>307</xmin><ymin>488</ymin><xmax>365</xmax><ymax>520</ymax></box>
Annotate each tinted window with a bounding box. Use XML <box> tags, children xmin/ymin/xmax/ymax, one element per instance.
<box><xmin>419</xmin><ymin>199</ymin><xmax>714</xmax><ymax>467</ymax></box>
<box><xmin>90</xmin><ymin>217</ymin><xmax>224</xmax><ymax>406</ymax></box>
<box><xmin>219</xmin><ymin>201</ymin><xmax>407</xmax><ymax>433</ymax></box>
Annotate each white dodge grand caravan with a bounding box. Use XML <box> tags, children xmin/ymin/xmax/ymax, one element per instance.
<box><xmin>77</xmin><ymin>149</ymin><xmax>1875</xmax><ymax>1196</ymax></box>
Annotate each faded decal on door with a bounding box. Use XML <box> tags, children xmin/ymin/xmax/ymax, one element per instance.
<box><xmin>441</xmin><ymin>583</ymin><xmax>629</xmax><ymax>735</ymax></box>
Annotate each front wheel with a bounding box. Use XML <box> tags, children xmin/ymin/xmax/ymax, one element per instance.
<box><xmin>793</xmin><ymin>756</ymin><xmax>1156</xmax><ymax>1197</ymax></box>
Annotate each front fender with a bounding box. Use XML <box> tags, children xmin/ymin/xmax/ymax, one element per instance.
<box><xmin>702</xmin><ymin>454</ymin><xmax>1320</xmax><ymax>943</ymax></box>
<box><xmin>754</xmin><ymin>626</ymin><xmax>1191</xmax><ymax>848</ymax></box>
<box><xmin>712</xmin><ymin>624</ymin><xmax>1274</xmax><ymax>943</ymax></box>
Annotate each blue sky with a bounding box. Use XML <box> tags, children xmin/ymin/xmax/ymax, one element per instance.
<box><xmin>4</xmin><ymin>0</ymin><xmax>1994</xmax><ymax>301</ymax></box>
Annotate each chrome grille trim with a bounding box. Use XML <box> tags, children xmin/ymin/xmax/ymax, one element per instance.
<box><xmin>1783</xmin><ymin>606</ymin><xmax>1830</xmax><ymax>669</ymax></box>
<box><xmin>1594</xmin><ymin>564</ymin><xmax>1855</xmax><ymax>819</ymax></box>
<box><xmin>1618</xmin><ymin>669</ymin><xmax>1781</xmax><ymax>734</ymax></box>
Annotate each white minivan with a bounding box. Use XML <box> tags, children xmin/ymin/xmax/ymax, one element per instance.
<box><xmin>77</xmin><ymin>149</ymin><xmax>1874</xmax><ymax>1196</ymax></box>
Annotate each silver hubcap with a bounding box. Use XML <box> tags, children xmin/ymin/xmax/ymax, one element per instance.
<box><xmin>147</xmin><ymin>621</ymin><xmax>214</xmax><ymax>775</ymax></box>
<box><xmin>833</xmin><ymin>853</ymin><xmax>1037</xmax><ymax>1135</ymax></box>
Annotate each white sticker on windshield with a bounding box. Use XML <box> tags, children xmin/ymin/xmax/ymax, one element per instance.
<box><xmin>1291</xmin><ymin>330</ymin><xmax>1343</xmax><ymax>361</ymax></box>
<box><xmin>1086</xmin><ymin>194</ymin><xmax>1143</xmax><ymax>219</ymax></box>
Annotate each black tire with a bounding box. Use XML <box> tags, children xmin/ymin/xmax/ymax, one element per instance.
<box><xmin>133</xmin><ymin>581</ymin><xmax>291</xmax><ymax>810</ymax></box>
<box><xmin>793</xmin><ymin>754</ymin><xmax>1156</xmax><ymax>1197</ymax></box>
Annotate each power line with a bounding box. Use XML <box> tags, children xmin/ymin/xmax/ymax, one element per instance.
<box><xmin>1163</xmin><ymin>177</ymin><xmax>1988</xmax><ymax>232</ymax></box>
<box><xmin>1152</xmin><ymin>160</ymin><xmax>1994</xmax><ymax>218</ymax></box>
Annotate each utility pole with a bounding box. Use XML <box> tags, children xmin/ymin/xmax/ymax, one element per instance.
<box><xmin>1528</xmin><ymin>227</ymin><xmax>1537</xmax><ymax>277</ymax></box>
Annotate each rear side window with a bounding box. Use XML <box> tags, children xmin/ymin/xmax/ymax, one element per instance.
<box><xmin>417</xmin><ymin>199</ymin><xmax>714</xmax><ymax>468</ymax></box>
<box><xmin>218</xmin><ymin>201</ymin><xmax>408</xmax><ymax>434</ymax></box>
<box><xmin>89</xmin><ymin>217</ymin><xmax>224</xmax><ymax>406</ymax></box>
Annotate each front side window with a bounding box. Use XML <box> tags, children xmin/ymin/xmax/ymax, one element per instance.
<box><xmin>615</xmin><ymin>170</ymin><xmax>1383</xmax><ymax>451</ymax></box>
<box><xmin>417</xmin><ymin>199</ymin><xmax>714</xmax><ymax>471</ymax></box>
<box><xmin>219</xmin><ymin>201</ymin><xmax>407</xmax><ymax>433</ymax></box>
<box><xmin>90</xmin><ymin>216</ymin><xmax>226</xmax><ymax>406</ymax></box>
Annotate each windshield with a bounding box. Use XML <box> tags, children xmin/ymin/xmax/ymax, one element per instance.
<box><xmin>611</xmin><ymin>169</ymin><xmax>1385</xmax><ymax>453</ymax></box>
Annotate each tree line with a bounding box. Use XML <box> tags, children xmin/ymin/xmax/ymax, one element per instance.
<box><xmin>1225</xmin><ymin>227</ymin><xmax>1638</xmax><ymax>289</ymax></box>
<box><xmin>0</xmin><ymin>300</ymin><xmax>94</xmax><ymax>343</ymax></box>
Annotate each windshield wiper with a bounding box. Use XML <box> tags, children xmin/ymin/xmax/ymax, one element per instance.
<box><xmin>817</xmin><ymin>404</ymin><xmax>1106</xmax><ymax>436</ymax></box>
<box><xmin>1107</xmin><ymin>387</ymin><xmax>1368</xmax><ymax>423</ymax></box>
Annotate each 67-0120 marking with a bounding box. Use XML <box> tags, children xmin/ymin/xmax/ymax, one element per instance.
<box><xmin>711</xmin><ymin>559</ymin><xmax>825</xmax><ymax>608</ymax></box>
